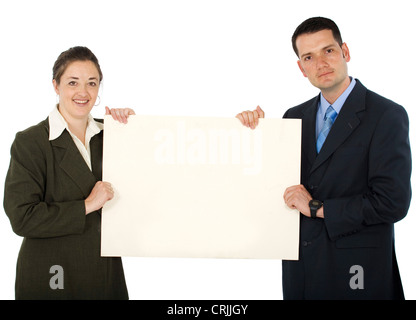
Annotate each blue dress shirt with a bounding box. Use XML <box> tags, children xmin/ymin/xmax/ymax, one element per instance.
<box><xmin>316</xmin><ymin>77</ymin><xmax>357</xmax><ymax>139</ymax></box>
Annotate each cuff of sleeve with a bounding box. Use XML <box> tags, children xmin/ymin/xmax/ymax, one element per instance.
<box><xmin>323</xmin><ymin>199</ymin><xmax>364</xmax><ymax>241</ymax></box>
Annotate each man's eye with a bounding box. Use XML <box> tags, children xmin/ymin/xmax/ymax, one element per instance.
<box><xmin>304</xmin><ymin>56</ymin><xmax>311</xmax><ymax>62</ymax></box>
<box><xmin>326</xmin><ymin>49</ymin><xmax>334</xmax><ymax>54</ymax></box>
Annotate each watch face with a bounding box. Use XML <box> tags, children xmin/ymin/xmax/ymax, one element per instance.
<box><xmin>310</xmin><ymin>200</ymin><xmax>322</xmax><ymax>208</ymax></box>
<box><xmin>311</xmin><ymin>200</ymin><xmax>320</xmax><ymax>206</ymax></box>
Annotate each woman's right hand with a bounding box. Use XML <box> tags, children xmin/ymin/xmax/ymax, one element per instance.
<box><xmin>85</xmin><ymin>181</ymin><xmax>114</xmax><ymax>215</ymax></box>
<box><xmin>105</xmin><ymin>106</ymin><xmax>135</xmax><ymax>124</ymax></box>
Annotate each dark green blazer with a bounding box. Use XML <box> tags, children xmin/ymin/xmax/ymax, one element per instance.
<box><xmin>4</xmin><ymin>118</ymin><xmax>128</xmax><ymax>300</ymax></box>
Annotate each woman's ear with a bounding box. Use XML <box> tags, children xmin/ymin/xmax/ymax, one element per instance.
<box><xmin>52</xmin><ymin>79</ymin><xmax>60</xmax><ymax>95</ymax></box>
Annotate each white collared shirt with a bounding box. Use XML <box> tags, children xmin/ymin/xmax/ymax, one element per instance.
<box><xmin>48</xmin><ymin>105</ymin><xmax>103</xmax><ymax>171</ymax></box>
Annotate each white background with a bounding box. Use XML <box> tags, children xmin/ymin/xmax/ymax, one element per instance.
<box><xmin>0</xmin><ymin>0</ymin><xmax>414</xmax><ymax>300</ymax></box>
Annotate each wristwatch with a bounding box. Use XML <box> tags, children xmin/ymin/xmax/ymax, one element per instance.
<box><xmin>309</xmin><ymin>199</ymin><xmax>323</xmax><ymax>219</ymax></box>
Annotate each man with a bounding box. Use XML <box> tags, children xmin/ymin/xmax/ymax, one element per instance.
<box><xmin>237</xmin><ymin>17</ymin><xmax>411</xmax><ymax>299</ymax></box>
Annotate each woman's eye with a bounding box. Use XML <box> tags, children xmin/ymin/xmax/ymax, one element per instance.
<box><xmin>68</xmin><ymin>81</ymin><xmax>77</xmax><ymax>86</ymax></box>
<box><xmin>89</xmin><ymin>82</ymin><xmax>97</xmax><ymax>87</ymax></box>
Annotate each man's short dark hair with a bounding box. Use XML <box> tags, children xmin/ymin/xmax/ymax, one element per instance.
<box><xmin>292</xmin><ymin>17</ymin><xmax>343</xmax><ymax>57</ymax></box>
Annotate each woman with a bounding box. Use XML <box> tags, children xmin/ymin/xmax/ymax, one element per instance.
<box><xmin>4</xmin><ymin>46</ymin><xmax>134</xmax><ymax>299</ymax></box>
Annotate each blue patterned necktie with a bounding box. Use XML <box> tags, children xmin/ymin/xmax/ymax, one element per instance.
<box><xmin>316</xmin><ymin>105</ymin><xmax>337</xmax><ymax>153</ymax></box>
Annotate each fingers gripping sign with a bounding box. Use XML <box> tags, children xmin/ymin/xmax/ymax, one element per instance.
<box><xmin>105</xmin><ymin>106</ymin><xmax>136</xmax><ymax>124</ymax></box>
<box><xmin>284</xmin><ymin>184</ymin><xmax>314</xmax><ymax>217</ymax></box>
<box><xmin>236</xmin><ymin>106</ymin><xmax>265</xmax><ymax>129</ymax></box>
<box><xmin>85</xmin><ymin>181</ymin><xmax>114</xmax><ymax>215</ymax></box>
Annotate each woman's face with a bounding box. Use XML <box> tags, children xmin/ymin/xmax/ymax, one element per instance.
<box><xmin>53</xmin><ymin>60</ymin><xmax>100</xmax><ymax>122</ymax></box>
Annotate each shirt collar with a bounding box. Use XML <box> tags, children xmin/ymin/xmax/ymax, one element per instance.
<box><xmin>319</xmin><ymin>77</ymin><xmax>357</xmax><ymax>117</ymax></box>
<box><xmin>48</xmin><ymin>104</ymin><xmax>103</xmax><ymax>141</ymax></box>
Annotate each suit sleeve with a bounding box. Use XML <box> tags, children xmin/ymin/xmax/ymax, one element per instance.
<box><xmin>323</xmin><ymin>104</ymin><xmax>412</xmax><ymax>240</ymax></box>
<box><xmin>3</xmin><ymin>131</ymin><xmax>86</xmax><ymax>239</ymax></box>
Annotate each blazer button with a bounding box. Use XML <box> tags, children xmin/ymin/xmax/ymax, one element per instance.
<box><xmin>302</xmin><ymin>241</ymin><xmax>311</xmax><ymax>247</ymax></box>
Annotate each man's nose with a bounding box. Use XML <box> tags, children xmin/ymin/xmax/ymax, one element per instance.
<box><xmin>316</xmin><ymin>55</ymin><xmax>329</xmax><ymax>68</ymax></box>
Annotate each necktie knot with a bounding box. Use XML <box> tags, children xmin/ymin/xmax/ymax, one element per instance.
<box><xmin>316</xmin><ymin>106</ymin><xmax>337</xmax><ymax>153</ymax></box>
<box><xmin>324</xmin><ymin>105</ymin><xmax>337</xmax><ymax>123</ymax></box>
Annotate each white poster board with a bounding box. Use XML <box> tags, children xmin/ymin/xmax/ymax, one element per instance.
<box><xmin>101</xmin><ymin>115</ymin><xmax>301</xmax><ymax>260</ymax></box>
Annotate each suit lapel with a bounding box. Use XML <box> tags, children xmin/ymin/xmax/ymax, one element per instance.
<box><xmin>302</xmin><ymin>96</ymin><xmax>320</xmax><ymax>169</ymax></box>
<box><xmin>309</xmin><ymin>80</ymin><xmax>367</xmax><ymax>174</ymax></box>
<box><xmin>90</xmin><ymin>131</ymin><xmax>103</xmax><ymax>181</ymax></box>
<box><xmin>50</xmin><ymin>130</ymin><xmax>97</xmax><ymax>198</ymax></box>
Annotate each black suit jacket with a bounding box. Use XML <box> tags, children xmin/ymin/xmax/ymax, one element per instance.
<box><xmin>282</xmin><ymin>79</ymin><xmax>411</xmax><ymax>299</ymax></box>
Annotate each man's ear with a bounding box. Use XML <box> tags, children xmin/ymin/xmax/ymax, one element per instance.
<box><xmin>297</xmin><ymin>60</ymin><xmax>307</xmax><ymax>77</ymax></box>
<box><xmin>341</xmin><ymin>42</ymin><xmax>351</xmax><ymax>62</ymax></box>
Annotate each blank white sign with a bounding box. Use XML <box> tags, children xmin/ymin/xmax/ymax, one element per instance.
<box><xmin>101</xmin><ymin>115</ymin><xmax>300</xmax><ymax>260</ymax></box>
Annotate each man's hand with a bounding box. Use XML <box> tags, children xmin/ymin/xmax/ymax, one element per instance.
<box><xmin>236</xmin><ymin>106</ymin><xmax>264</xmax><ymax>129</ymax></box>
<box><xmin>283</xmin><ymin>184</ymin><xmax>324</xmax><ymax>218</ymax></box>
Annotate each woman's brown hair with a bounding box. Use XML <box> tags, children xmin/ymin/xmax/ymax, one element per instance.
<box><xmin>52</xmin><ymin>46</ymin><xmax>103</xmax><ymax>84</ymax></box>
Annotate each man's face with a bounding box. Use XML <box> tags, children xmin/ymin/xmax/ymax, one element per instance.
<box><xmin>296</xmin><ymin>29</ymin><xmax>350</xmax><ymax>96</ymax></box>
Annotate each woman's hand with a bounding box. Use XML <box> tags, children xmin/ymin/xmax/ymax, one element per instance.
<box><xmin>85</xmin><ymin>181</ymin><xmax>114</xmax><ymax>215</ymax></box>
<box><xmin>236</xmin><ymin>106</ymin><xmax>265</xmax><ymax>129</ymax></box>
<box><xmin>105</xmin><ymin>106</ymin><xmax>136</xmax><ymax>124</ymax></box>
